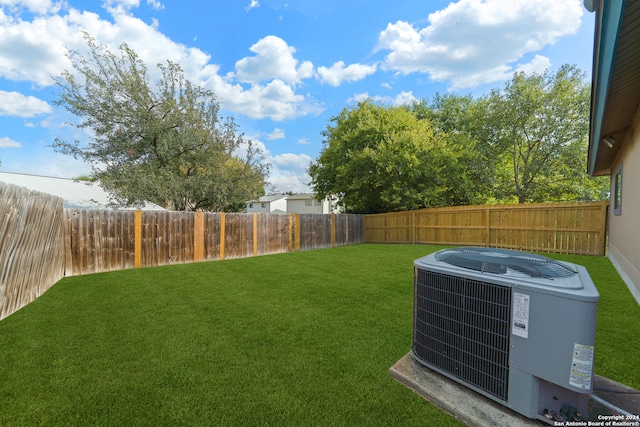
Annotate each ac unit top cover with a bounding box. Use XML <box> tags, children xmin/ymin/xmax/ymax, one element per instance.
<box><xmin>414</xmin><ymin>247</ymin><xmax>599</xmax><ymax>301</ymax></box>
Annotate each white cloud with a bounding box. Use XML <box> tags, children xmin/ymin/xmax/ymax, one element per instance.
<box><xmin>146</xmin><ymin>0</ymin><xmax>163</xmax><ymax>10</ymax></box>
<box><xmin>268</xmin><ymin>170</ymin><xmax>312</xmax><ymax>193</ymax></box>
<box><xmin>234</xmin><ymin>35</ymin><xmax>314</xmax><ymax>85</ymax></box>
<box><xmin>393</xmin><ymin>90</ymin><xmax>417</xmax><ymax>105</ymax></box>
<box><xmin>0</xmin><ymin>12</ymin><xmax>76</xmax><ymax>86</ymax></box>
<box><xmin>515</xmin><ymin>54</ymin><xmax>552</xmax><ymax>75</ymax></box>
<box><xmin>103</xmin><ymin>0</ymin><xmax>162</xmax><ymax>13</ymax></box>
<box><xmin>239</xmin><ymin>137</ymin><xmax>312</xmax><ymax>193</ymax></box>
<box><xmin>0</xmin><ymin>136</ymin><xmax>21</xmax><ymax>148</ymax></box>
<box><xmin>0</xmin><ymin>4</ymin><xmax>321</xmax><ymax>121</ymax></box>
<box><xmin>0</xmin><ymin>4</ymin><xmax>186</xmax><ymax>88</ymax></box>
<box><xmin>348</xmin><ymin>92</ymin><xmax>370</xmax><ymax>104</ymax></box>
<box><xmin>377</xmin><ymin>0</ymin><xmax>583</xmax><ymax>89</ymax></box>
<box><xmin>267</xmin><ymin>128</ymin><xmax>285</xmax><ymax>140</ymax></box>
<box><xmin>268</xmin><ymin>152</ymin><xmax>313</xmax><ymax>193</ymax></box>
<box><xmin>297</xmin><ymin>138</ymin><xmax>311</xmax><ymax>145</ymax></box>
<box><xmin>348</xmin><ymin>90</ymin><xmax>416</xmax><ymax>106</ymax></box>
<box><xmin>205</xmin><ymin>74</ymin><xmax>323</xmax><ymax>121</ymax></box>
<box><xmin>0</xmin><ymin>91</ymin><xmax>52</xmax><ymax>117</ymax></box>
<box><xmin>270</xmin><ymin>152</ymin><xmax>312</xmax><ymax>170</ymax></box>
<box><xmin>317</xmin><ymin>61</ymin><xmax>377</xmax><ymax>86</ymax></box>
<box><xmin>103</xmin><ymin>0</ymin><xmax>140</xmax><ymax>11</ymax></box>
<box><xmin>0</xmin><ymin>0</ymin><xmax>63</xmax><ymax>14</ymax></box>
<box><xmin>245</xmin><ymin>0</ymin><xmax>259</xmax><ymax>12</ymax></box>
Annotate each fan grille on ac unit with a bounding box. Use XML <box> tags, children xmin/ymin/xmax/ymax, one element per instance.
<box><xmin>434</xmin><ymin>247</ymin><xmax>577</xmax><ymax>279</ymax></box>
<box><xmin>413</xmin><ymin>269</ymin><xmax>512</xmax><ymax>401</ymax></box>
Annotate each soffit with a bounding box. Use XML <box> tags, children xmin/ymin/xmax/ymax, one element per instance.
<box><xmin>592</xmin><ymin>1</ymin><xmax>640</xmax><ymax>175</ymax></box>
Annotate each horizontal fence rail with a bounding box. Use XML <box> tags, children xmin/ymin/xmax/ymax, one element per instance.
<box><xmin>0</xmin><ymin>182</ymin><xmax>65</xmax><ymax>320</ymax></box>
<box><xmin>364</xmin><ymin>202</ymin><xmax>609</xmax><ymax>256</ymax></box>
<box><xmin>64</xmin><ymin>210</ymin><xmax>365</xmax><ymax>276</ymax></box>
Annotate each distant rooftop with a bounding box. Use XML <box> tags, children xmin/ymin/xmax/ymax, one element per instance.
<box><xmin>285</xmin><ymin>193</ymin><xmax>316</xmax><ymax>200</ymax></box>
<box><xmin>247</xmin><ymin>193</ymin><xmax>317</xmax><ymax>203</ymax></box>
<box><xmin>247</xmin><ymin>194</ymin><xmax>289</xmax><ymax>203</ymax></box>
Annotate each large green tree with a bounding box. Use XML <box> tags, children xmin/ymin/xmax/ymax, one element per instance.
<box><xmin>53</xmin><ymin>35</ymin><xmax>268</xmax><ymax>212</ymax></box>
<box><xmin>414</xmin><ymin>66</ymin><xmax>609</xmax><ymax>204</ymax></box>
<box><xmin>308</xmin><ymin>100</ymin><xmax>473</xmax><ymax>213</ymax></box>
<box><xmin>483</xmin><ymin>64</ymin><xmax>607</xmax><ymax>203</ymax></box>
<box><xmin>411</xmin><ymin>94</ymin><xmax>497</xmax><ymax>205</ymax></box>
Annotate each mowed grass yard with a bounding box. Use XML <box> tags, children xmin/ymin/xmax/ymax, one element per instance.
<box><xmin>0</xmin><ymin>244</ymin><xmax>638</xmax><ymax>426</ymax></box>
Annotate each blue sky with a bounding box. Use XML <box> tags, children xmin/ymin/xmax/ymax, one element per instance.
<box><xmin>0</xmin><ymin>0</ymin><xmax>595</xmax><ymax>193</ymax></box>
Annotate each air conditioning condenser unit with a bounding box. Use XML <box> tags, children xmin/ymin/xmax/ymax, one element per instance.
<box><xmin>412</xmin><ymin>247</ymin><xmax>599</xmax><ymax>424</ymax></box>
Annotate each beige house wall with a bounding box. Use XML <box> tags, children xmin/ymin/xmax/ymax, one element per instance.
<box><xmin>286</xmin><ymin>198</ymin><xmax>327</xmax><ymax>214</ymax></box>
<box><xmin>608</xmin><ymin>112</ymin><xmax>640</xmax><ymax>303</ymax></box>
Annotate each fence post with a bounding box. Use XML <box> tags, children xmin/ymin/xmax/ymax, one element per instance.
<box><xmin>288</xmin><ymin>214</ymin><xmax>292</xmax><ymax>252</ymax></box>
<box><xmin>134</xmin><ymin>210</ymin><xmax>142</xmax><ymax>268</ymax></box>
<box><xmin>345</xmin><ymin>214</ymin><xmax>349</xmax><ymax>246</ymax></box>
<box><xmin>220</xmin><ymin>213</ymin><xmax>225</xmax><ymax>260</ymax></box>
<box><xmin>485</xmin><ymin>206</ymin><xmax>491</xmax><ymax>248</ymax></box>
<box><xmin>253</xmin><ymin>212</ymin><xmax>258</xmax><ymax>257</ymax></box>
<box><xmin>331</xmin><ymin>214</ymin><xmax>336</xmax><ymax>247</ymax></box>
<box><xmin>412</xmin><ymin>211</ymin><xmax>416</xmax><ymax>244</ymax></box>
<box><xmin>194</xmin><ymin>211</ymin><xmax>204</xmax><ymax>263</ymax></box>
<box><xmin>294</xmin><ymin>214</ymin><xmax>301</xmax><ymax>251</ymax></box>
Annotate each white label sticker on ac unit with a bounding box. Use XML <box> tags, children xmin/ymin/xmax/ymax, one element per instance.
<box><xmin>512</xmin><ymin>292</ymin><xmax>530</xmax><ymax>339</ymax></box>
<box><xmin>569</xmin><ymin>343</ymin><xmax>594</xmax><ymax>389</ymax></box>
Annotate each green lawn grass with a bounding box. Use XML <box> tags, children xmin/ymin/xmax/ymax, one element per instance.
<box><xmin>0</xmin><ymin>244</ymin><xmax>637</xmax><ymax>426</ymax></box>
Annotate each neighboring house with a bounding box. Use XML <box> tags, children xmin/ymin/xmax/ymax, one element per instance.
<box><xmin>285</xmin><ymin>193</ymin><xmax>338</xmax><ymax>214</ymax></box>
<box><xmin>245</xmin><ymin>194</ymin><xmax>288</xmax><ymax>214</ymax></box>
<box><xmin>0</xmin><ymin>171</ymin><xmax>165</xmax><ymax>210</ymax></box>
<box><xmin>586</xmin><ymin>0</ymin><xmax>640</xmax><ymax>303</ymax></box>
<box><xmin>246</xmin><ymin>193</ymin><xmax>339</xmax><ymax>214</ymax></box>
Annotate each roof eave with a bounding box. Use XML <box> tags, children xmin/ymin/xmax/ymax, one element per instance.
<box><xmin>588</xmin><ymin>0</ymin><xmax>626</xmax><ymax>176</ymax></box>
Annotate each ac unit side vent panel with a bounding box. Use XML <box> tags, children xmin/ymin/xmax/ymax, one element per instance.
<box><xmin>413</xmin><ymin>270</ymin><xmax>512</xmax><ymax>401</ymax></box>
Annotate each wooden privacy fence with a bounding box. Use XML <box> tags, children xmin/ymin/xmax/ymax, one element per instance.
<box><xmin>0</xmin><ymin>182</ymin><xmax>65</xmax><ymax>320</ymax></box>
<box><xmin>65</xmin><ymin>210</ymin><xmax>365</xmax><ymax>276</ymax></box>
<box><xmin>0</xmin><ymin>186</ymin><xmax>607</xmax><ymax>321</ymax></box>
<box><xmin>364</xmin><ymin>202</ymin><xmax>609</xmax><ymax>256</ymax></box>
